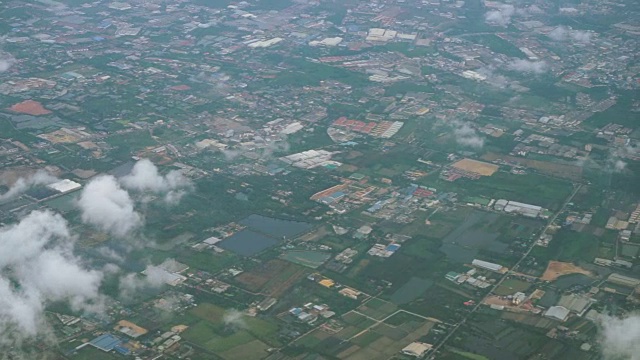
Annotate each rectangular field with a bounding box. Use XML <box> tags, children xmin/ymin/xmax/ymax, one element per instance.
<box><xmin>452</xmin><ymin>158</ymin><xmax>499</xmax><ymax>176</ymax></box>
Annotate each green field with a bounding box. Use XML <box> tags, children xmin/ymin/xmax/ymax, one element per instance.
<box><xmin>462</xmin><ymin>172</ymin><xmax>574</xmax><ymax>210</ymax></box>
<box><xmin>280</xmin><ymin>250</ymin><xmax>331</xmax><ymax>268</ymax></box>
<box><xmin>182</xmin><ymin>303</ymin><xmax>280</xmax><ymax>354</ymax></box>
<box><xmin>531</xmin><ymin>229</ymin><xmax>599</xmax><ymax>263</ymax></box>
<box><xmin>447</xmin><ymin>347</ymin><xmax>491</xmax><ymax>360</ymax></box>
<box><xmin>356</xmin><ymin>298</ymin><xmax>398</xmax><ymax>320</ymax></box>
<box><xmin>493</xmin><ymin>278</ymin><xmax>532</xmax><ymax>296</ymax></box>
<box><xmin>71</xmin><ymin>346</ymin><xmax>118</xmax><ymax>360</ymax></box>
<box><xmin>219</xmin><ymin>339</ymin><xmax>270</xmax><ymax>359</ymax></box>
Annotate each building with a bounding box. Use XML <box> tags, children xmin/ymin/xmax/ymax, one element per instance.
<box><xmin>401</xmin><ymin>342</ymin><xmax>433</xmax><ymax>357</ymax></box>
<box><xmin>544</xmin><ymin>306</ymin><xmax>570</xmax><ymax>322</ymax></box>
<box><xmin>503</xmin><ymin>201</ymin><xmax>542</xmax><ymax>218</ymax></box>
<box><xmin>339</xmin><ymin>287</ymin><xmax>361</xmax><ymax>300</ymax></box>
<box><xmin>87</xmin><ymin>333</ymin><xmax>123</xmax><ymax>352</ymax></box>
<box><xmin>47</xmin><ymin>179</ymin><xmax>81</xmax><ymax>193</ymax></box>
<box><xmin>257</xmin><ymin>298</ymin><xmax>277</xmax><ymax>311</ymax></box>
<box><xmin>445</xmin><ymin>271</ymin><xmax>460</xmax><ymax>282</ymax></box>
<box><xmin>472</xmin><ymin>259</ymin><xmax>507</xmax><ymax>273</ymax></box>
<box><xmin>114</xmin><ymin>320</ymin><xmax>148</xmax><ymax>338</ymax></box>
<box><xmin>557</xmin><ymin>294</ymin><xmax>593</xmax><ymax>316</ymax></box>
<box><xmin>608</xmin><ymin>273</ymin><xmax>640</xmax><ymax>288</ymax></box>
<box><xmin>319</xmin><ymin>278</ymin><xmax>335</xmax><ymax>288</ymax></box>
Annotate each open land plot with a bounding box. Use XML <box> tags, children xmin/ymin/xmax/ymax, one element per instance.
<box><xmin>261</xmin><ymin>263</ymin><xmax>309</xmax><ymax>297</ymax></box>
<box><xmin>236</xmin><ymin>259</ymin><xmax>290</xmax><ymax>292</ymax></box>
<box><xmin>531</xmin><ymin>229</ymin><xmax>599</xmax><ymax>264</ymax></box>
<box><xmin>501</xmin><ymin>312</ymin><xmax>557</xmax><ymax>329</ymax></box>
<box><xmin>39</xmin><ymin>129</ymin><xmax>82</xmax><ymax>143</ymax></box>
<box><xmin>296</xmin><ymin>328</ymin><xmax>331</xmax><ymax>348</ymax></box>
<box><xmin>467</xmin><ymin>172</ymin><xmax>573</xmax><ymax>210</ymax></box>
<box><xmin>335</xmin><ymin>325</ymin><xmax>365</xmax><ymax>340</ymax></box>
<box><xmin>186</xmin><ymin>303</ymin><xmax>280</xmax><ymax>346</ymax></box>
<box><xmin>8</xmin><ymin>100</ymin><xmax>52</xmax><ymax>115</ymax></box>
<box><xmin>342</xmin><ymin>311</ymin><xmax>377</xmax><ymax>328</ymax></box>
<box><xmin>280</xmin><ymin>250</ymin><xmax>330</xmax><ymax>268</ymax></box>
<box><xmin>356</xmin><ymin>298</ymin><xmax>398</xmax><ymax>320</ymax></box>
<box><xmin>350</xmin><ymin>330</ymin><xmax>382</xmax><ymax>347</ymax></box>
<box><xmin>481</xmin><ymin>152</ymin><xmax>582</xmax><ymax>181</ymax></box>
<box><xmin>446</xmin><ymin>347</ymin><xmax>490</xmax><ymax>360</ymax></box>
<box><xmin>339</xmin><ymin>320</ymin><xmax>436</xmax><ymax>360</ymax></box>
<box><xmin>540</xmin><ymin>261</ymin><xmax>593</xmax><ymax>281</ymax></box>
<box><xmin>384</xmin><ymin>311</ymin><xmax>425</xmax><ymax>327</ymax></box>
<box><xmin>493</xmin><ymin>278</ymin><xmax>532</xmax><ymax>296</ymax></box>
<box><xmin>439</xmin><ymin>210</ymin><xmax>506</xmax><ymax>264</ymax></box>
<box><xmin>71</xmin><ymin>346</ymin><xmax>118</xmax><ymax>360</ymax></box>
<box><xmin>218</xmin><ymin>339</ymin><xmax>270</xmax><ymax>360</ymax></box>
<box><xmin>390</xmin><ymin>277</ymin><xmax>433</xmax><ymax>305</ymax></box>
<box><xmin>450</xmin><ymin>320</ymin><xmax>549</xmax><ymax>360</ymax></box>
<box><xmin>452</xmin><ymin>158</ymin><xmax>499</xmax><ymax>176</ymax></box>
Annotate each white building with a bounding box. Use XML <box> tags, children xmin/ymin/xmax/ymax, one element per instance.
<box><xmin>472</xmin><ymin>259</ymin><xmax>506</xmax><ymax>273</ymax></box>
<box><xmin>544</xmin><ymin>306</ymin><xmax>570</xmax><ymax>321</ymax></box>
<box><xmin>47</xmin><ymin>179</ymin><xmax>82</xmax><ymax>193</ymax></box>
<box><xmin>402</xmin><ymin>342</ymin><xmax>432</xmax><ymax>357</ymax></box>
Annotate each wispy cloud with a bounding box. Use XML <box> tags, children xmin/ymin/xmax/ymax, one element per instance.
<box><xmin>506</xmin><ymin>59</ymin><xmax>548</xmax><ymax>74</ymax></box>
<box><xmin>548</xmin><ymin>26</ymin><xmax>592</xmax><ymax>43</ymax></box>
<box><xmin>485</xmin><ymin>4</ymin><xmax>516</xmax><ymax>27</ymax></box>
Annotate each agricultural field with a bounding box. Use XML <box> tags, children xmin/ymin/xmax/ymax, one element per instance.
<box><xmin>236</xmin><ymin>259</ymin><xmax>309</xmax><ymax>296</ymax></box>
<box><xmin>296</xmin><ymin>301</ymin><xmax>438</xmax><ymax>360</ymax></box>
<box><xmin>493</xmin><ymin>278</ymin><xmax>532</xmax><ymax>296</ymax></box>
<box><xmin>181</xmin><ymin>303</ymin><xmax>280</xmax><ymax>358</ymax></box>
<box><xmin>481</xmin><ymin>152</ymin><xmax>583</xmax><ymax>181</ymax></box>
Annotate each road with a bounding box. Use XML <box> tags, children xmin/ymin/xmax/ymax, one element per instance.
<box><xmin>346</xmin><ymin>308</ymin><xmax>442</xmax><ymax>342</ymax></box>
<box><xmin>428</xmin><ymin>183</ymin><xmax>583</xmax><ymax>359</ymax></box>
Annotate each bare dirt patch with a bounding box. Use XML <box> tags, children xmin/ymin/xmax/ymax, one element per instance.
<box><xmin>9</xmin><ymin>100</ymin><xmax>51</xmax><ymax>115</ymax></box>
<box><xmin>451</xmin><ymin>158</ymin><xmax>499</xmax><ymax>176</ymax></box>
<box><xmin>541</xmin><ymin>261</ymin><xmax>592</xmax><ymax>281</ymax></box>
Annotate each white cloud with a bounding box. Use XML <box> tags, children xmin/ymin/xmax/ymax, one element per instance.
<box><xmin>223</xmin><ymin>309</ymin><xmax>247</xmax><ymax>329</ymax></box>
<box><xmin>477</xmin><ymin>67</ymin><xmax>511</xmax><ymax>89</ymax></box>
<box><xmin>597</xmin><ymin>313</ymin><xmax>640</xmax><ymax>360</ymax></box>
<box><xmin>118</xmin><ymin>265</ymin><xmax>172</xmax><ymax>300</ymax></box>
<box><xmin>96</xmin><ymin>247</ymin><xmax>125</xmax><ymax>263</ymax></box>
<box><xmin>548</xmin><ymin>26</ymin><xmax>592</xmax><ymax>43</ymax></box>
<box><xmin>0</xmin><ymin>56</ymin><xmax>15</xmax><ymax>73</ymax></box>
<box><xmin>119</xmin><ymin>159</ymin><xmax>192</xmax><ymax>204</ymax></box>
<box><xmin>0</xmin><ymin>211</ymin><xmax>103</xmax><ymax>342</ymax></box>
<box><xmin>77</xmin><ymin>175</ymin><xmax>143</xmax><ymax>237</ymax></box>
<box><xmin>506</xmin><ymin>59</ymin><xmax>548</xmax><ymax>74</ymax></box>
<box><xmin>485</xmin><ymin>4</ymin><xmax>516</xmax><ymax>27</ymax></box>
<box><xmin>0</xmin><ymin>170</ymin><xmax>58</xmax><ymax>202</ymax></box>
<box><xmin>452</xmin><ymin>121</ymin><xmax>485</xmax><ymax>149</ymax></box>
<box><xmin>613</xmin><ymin>159</ymin><xmax>627</xmax><ymax>172</ymax></box>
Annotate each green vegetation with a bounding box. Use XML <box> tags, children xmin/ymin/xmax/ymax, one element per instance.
<box><xmin>182</xmin><ymin>303</ymin><xmax>281</xmax><ymax>354</ymax></box>
<box><xmin>71</xmin><ymin>346</ymin><xmax>118</xmax><ymax>360</ymax></box>
<box><xmin>269</xmin><ymin>58</ymin><xmax>370</xmax><ymax>88</ymax></box>
<box><xmin>447</xmin><ymin>348</ymin><xmax>491</xmax><ymax>360</ymax></box>
<box><xmin>584</xmin><ymin>91</ymin><xmax>638</xmax><ymax>128</ymax></box>
<box><xmin>461</xmin><ymin>172</ymin><xmax>574</xmax><ymax>210</ymax></box>
<box><xmin>532</xmin><ymin>229</ymin><xmax>599</xmax><ymax>263</ymax></box>
<box><xmin>493</xmin><ymin>278</ymin><xmax>531</xmax><ymax>296</ymax></box>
